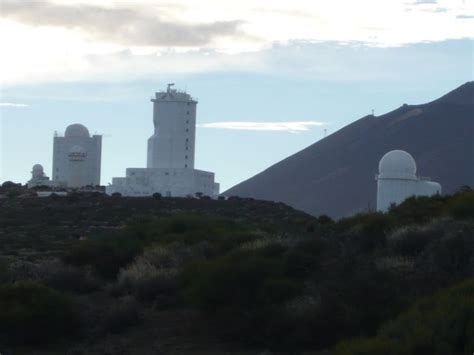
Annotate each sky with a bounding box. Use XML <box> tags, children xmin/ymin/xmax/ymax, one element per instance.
<box><xmin>0</xmin><ymin>0</ymin><xmax>473</xmax><ymax>190</ymax></box>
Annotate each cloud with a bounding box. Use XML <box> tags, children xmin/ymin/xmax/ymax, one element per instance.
<box><xmin>0</xmin><ymin>1</ymin><xmax>246</xmax><ymax>47</ymax></box>
<box><xmin>198</xmin><ymin>121</ymin><xmax>326</xmax><ymax>133</ymax></box>
<box><xmin>420</xmin><ymin>7</ymin><xmax>448</xmax><ymax>13</ymax></box>
<box><xmin>0</xmin><ymin>102</ymin><xmax>29</xmax><ymax>107</ymax></box>
<box><xmin>456</xmin><ymin>14</ymin><xmax>474</xmax><ymax>19</ymax></box>
<box><xmin>410</xmin><ymin>0</ymin><xmax>438</xmax><ymax>4</ymax></box>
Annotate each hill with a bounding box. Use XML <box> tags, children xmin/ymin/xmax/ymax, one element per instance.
<box><xmin>0</xmin><ymin>192</ymin><xmax>473</xmax><ymax>354</ymax></box>
<box><xmin>225</xmin><ymin>82</ymin><xmax>474</xmax><ymax>218</ymax></box>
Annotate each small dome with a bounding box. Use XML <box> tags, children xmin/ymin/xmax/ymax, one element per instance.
<box><xmin>379</xmin><ymin>150</ymin><xmax>417</xmax><ymax>176</ymax></box>
<box><xmin>65</xmin><ymin>124</ymin><xmax>90</xmax><ymax>138</ymax></box>
<box><xmin>32</xmin><ymin>164</ymin><xmax>44</xmax><ymax>172</ymax></box>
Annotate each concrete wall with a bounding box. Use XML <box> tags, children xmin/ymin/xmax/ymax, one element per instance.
<box><xmin>52</xmin><ymin>135</ymin><xmax>102</xmax><ymax>187</ymax></box>
<box><xmin>147</xmin><ymin>90</ymin><xmax>197</xmax><ymax>170</ymax></box>
<box><xmin>107</xmin><ymin>168</ymin><xmax>218</xmax><ymax>198</ymax></box>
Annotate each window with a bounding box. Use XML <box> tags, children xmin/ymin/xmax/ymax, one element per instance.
<box><xmin>185</xmin><ymin>164</ymin><xmax>188</xmax><ymax>168</ymax></box>
<box><xmin>186</xmin><ymin>120</ymin><xmax>189</xmax><ymax>124</ymax></box>
<box><xmin>185</xmin><ymin>155</ymin><xmax>188</xmax><ymax>159</ymax></box>
<box><xmin>187</xmin><ymin>111</ymin><xmax>190</xmax><ymax>115</ymax></box>
<box><xmin>186</xmin><ymin>138</ymin><xmax>189</xmax><ymax>142</ymax></box>
<box><xmin>185</xmin><ymin>128</ymin><xmax>189</xmax><ymax>132</ymax></box>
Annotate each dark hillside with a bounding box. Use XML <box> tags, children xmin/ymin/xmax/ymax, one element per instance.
<box><xmin>225</xmin><ymin>82</ymin><xmax>474</xmax><ymax>218</ymax></box>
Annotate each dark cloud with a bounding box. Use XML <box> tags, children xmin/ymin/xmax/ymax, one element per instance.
<box><xmin>456</xmin><ymin>14</ymin><xmax>474</xmax><ymax>19</ymax></box>
<box><xmin>0</xmin><ymin>1</ymin><xmax>245</xmax><ymax>46</ymax></box>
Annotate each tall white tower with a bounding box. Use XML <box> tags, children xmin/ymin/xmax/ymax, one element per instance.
<box><xmin>147</xmin><ymin>83</ymin><xmax>197</xmax><ymax>170</ymax></box>
<box><xmin>107</xmin><ymin>84</ymin><xmax>219</xmax><ymax>198</ymax></box>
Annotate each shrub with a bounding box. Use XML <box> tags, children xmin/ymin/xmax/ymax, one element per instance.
<box><xmin>152</xmin><ymin>192</ymin><xmax>162</xmax><ymax>199</ymax></box>
<box><xmin>0</xmin><ymin>282</ymin><xmax>80</xmax><ymax>345</ymax></box>
<box><xmin>44</xmin><ymin>263</ymin><xmax>100</xmax><ymax>293</ymax></box>
<box><xmin>333</xmin><ymin>279</ymin><xmax>474</xmax><ymax>355</ymax></box>
<box><xmin>447</xmin><ymin>192</ymin><xmax>474</xmax><ymax>219</ymax></box>
<box><xmin>117</xmin><ymin>259</ymin><xmax>178</xmax><ymax>302</ymax></box>
<box><xmin>63</xmin><ymin>236</ymin><xmax>141</xmax><ymax>279</ymax></box>
<box><xmin>417</xmin><ymin>223</ymin><xmax>474</xmax><ymax>276</ymax></box>
<box><xmin>8</xmin><ymin>259</ymin><xmax>99</xmax><ymax>293</ymax></box>
<box><xmin>100</xmin><ymin>296</ymin><xmax>141</xmax><ymax>334</ymax></box>
<box><xmin>181</xmin><ymin>249</ymin><xmax>302</xmax><ymax>310</ymax></box>
<box><xmin>333</xmin><ymin>337</ymin><xmax>396</xmax><ymax>355</ymax></box>
<box><xmin>386</xmin><ymin>218</ymin><xmax>451</xmax><ymax>256</ymax></box>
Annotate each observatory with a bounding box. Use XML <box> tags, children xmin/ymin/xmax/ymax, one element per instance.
<box><xmin>52</xmin><ymin>124</ymin><xmax>102</xmax><ymax>188</ymax></box>
<box><xmin>27</xmin><ymin>164</ymin><xmax>58</xmax><ymax>188</ymax></box>
<box><xmin>106</xmin><ymin>84</ymin><xmax>219</xmax><ymax>198</ymax></box>
<box><xmin>376</xmin><ymin>150</ymin><xmax>441</xmax><ymax>212</ymax></box>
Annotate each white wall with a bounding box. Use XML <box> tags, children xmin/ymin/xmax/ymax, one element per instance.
<box><xmin>377</xmin><ymin>178</ymin><xmax>442</xmax><ymax>212</ymax></box>
<box><xmin>147</xmin><ymin>90</ymin><xmax>197</xmax><ymax>170</ymax></box>
<box><xmin>52</xmin><ymin>135</ymin><xmax>102</xmax><ymax>187</ymax></box>
<box><xmin>107</xmin><ymin>168</ymin><xmax>218</xmax><ymax>198</ymax></box>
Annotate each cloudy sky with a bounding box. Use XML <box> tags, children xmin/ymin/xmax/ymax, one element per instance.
<box><xmin>0</xmin><ymin>0</ymin><xmax>473</xmax><ymax>189</ymax></box>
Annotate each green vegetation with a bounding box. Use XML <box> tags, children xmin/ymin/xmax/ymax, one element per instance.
<box><xmin>333</xmin><ymin>279</ymin><xmax>474</xmax><ymax>355</ymax></box>
<box><xmin>0</xmin><ymin>190</ymin><xmax>472</xmax><ymax>353</ymax></box>
<box><xmin>0</xmin><ymin>282</ymin><xmax>80</xmax><ymax>345</ymax></box>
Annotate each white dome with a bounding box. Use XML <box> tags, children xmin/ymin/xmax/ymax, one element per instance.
<box><xmin>379</xmin><ymin>150</ymin><xmax>417</xmax><ymax>176</ymax></box>
<box><xmin>65</xmin><ymin>124</ymin><xmax>90</xmax><ymax>138</ymax></box>
<box><xmin>32</xmin><ymin>164</ymin><xmax>44</xmax><ymax>172</ymax></box>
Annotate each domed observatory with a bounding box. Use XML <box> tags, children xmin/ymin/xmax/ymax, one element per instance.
<box><xmin>52</xmin><ymin>124</ymin><xmax>102</xmax><ymax>188</ymax></box>
<box><xmin>27</xmin><ymin>164</ymin><xmax>55</xmax><ymax>188</ymax></box>
<box><xmin>376</xmin><ymin>150</ymin><xmax>442</xmax><ymax>212</ymax></box>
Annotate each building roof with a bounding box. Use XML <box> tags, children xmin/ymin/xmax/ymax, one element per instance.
<box><xmin>379</xmin><ymin>150</ymin><xmax>417</xmax><ymax>176</ymax></box>
<box><xmin>65</xmin><ymin>124</ymin><xmax>90</xmax><ymax>138</ymax></box>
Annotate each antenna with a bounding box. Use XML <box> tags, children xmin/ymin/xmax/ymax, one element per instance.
<box><xmin>167</xmin><ymin>83</ymin><xmax>175</xmax><ymax>92</ymax></box>
<box><xmin>323</xmin><ymin>128</ymin><xmax>328</xmax><ymax>138</ymax></box>
<box><xmin>371</xmin><ymin>109</ymin><xmax>375</xmax><ymax>116</ymax></box>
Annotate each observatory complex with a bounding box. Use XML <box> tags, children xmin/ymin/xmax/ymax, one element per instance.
<box><xmin>106</xmin><ymin>84</ymin><xmax>219</xmax><ymax>198</ymax></box>
<box><xmin>52</xmin><ymin>124</ymin><xmax>102</xmax><ymax>188</ymax></box>
<box><xmin>376</xmin><ymin>150</ymin><xmax>441</xmax><ymax>212</ymax></box>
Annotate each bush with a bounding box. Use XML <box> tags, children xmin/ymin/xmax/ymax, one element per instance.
<box><xmin>386</xmin><ymin>218</ymin><xmax>451</xmax><ymax>257</ymax></box>
<box><xmin>333</xmin><ymin>337</ymin><xmax>396</xmax><ymax>355</ymax></box>
<box><xmin>8</xmin><ymin>259</ymin><xmax>99</xmax><ymax>293</ymax></box>
<box><xmin>117</xmin><ymin>258</ymin><xmax>178</xmax><ymax>303</ymax></box>
<box><xmin>100</xmin><ymin>296</ymin><xmax>141</xmax><ymax>334</ymax></box>
<box><xmin>44</xmin><ymin>263</ymin><xmax>100</xmax><ymax>293</ymax></box>
<box><xmin>63</xmin><ymin>236</ymin><xmax>141</xmax><ymax>279</ymax></box>
<box><xmin>181</xmin><ymin>249</ymin><xmax>302</xmax><ymax>310</ymax></box>
<box><xmin>333</xmin><ymin>279</ymin><xmax>474</xmax><ymax>355</ymax></box>
<box><xmin>417</xmin><ymin>223</ymin><xmax>474</xmax><ymax>276</ymax></box>
<box><xmin>447</xmin><ymin>192</ymin><xmax>474</xmax><ymax>219</ymax></box>
<box><xmin>0</xmin><ymin>282</ymin><xmax>80</xmax><ymax>345</ymax></box>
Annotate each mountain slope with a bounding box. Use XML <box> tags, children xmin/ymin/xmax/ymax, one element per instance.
<box><xmin>225</xmin><ymin>82</ymin><xmax>474</xmax><ymax>218</ymax></box>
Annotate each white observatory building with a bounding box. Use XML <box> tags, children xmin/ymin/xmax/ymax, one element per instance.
<box><xmin>52</xmin><ymin>124</ymin><xmax>102</xmax><ymax>188</ymax></box>
<box><xmin>376</xmin><ymin>150</ymin><xmax>442</xmax><ymax>212</ymax></box>
<box><xmin>107</xmin><ymin>84</ymin><xmax>219</xmax><ymax>198</ymax></box>
<box><xmin>27</xmin><ymin>164</ymin><xmax>58</xmax><ymax>188</ymax></box>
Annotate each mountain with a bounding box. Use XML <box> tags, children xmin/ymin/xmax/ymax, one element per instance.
<box><xmin>225</xmin><ymin>82</ymin><xmax>474</xmax><ymax>218</ymax></box>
